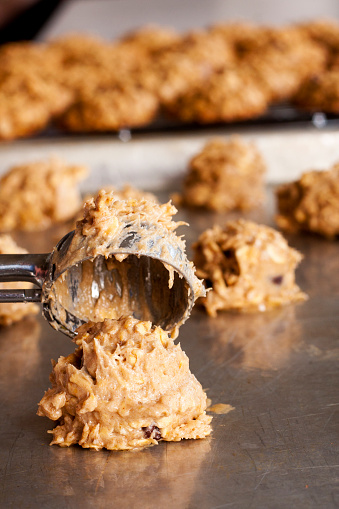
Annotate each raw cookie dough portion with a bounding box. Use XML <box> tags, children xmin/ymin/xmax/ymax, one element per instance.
<box><xmin>0</xmin><ymin>235</ymin><xmax>39</xmax><ymax>325</ymax></box>
<box><xmin>77</xmin><ymin>186</ymin><xmax>159</xmax><ymax>225</ymax></box>
<box><xmin>276</xmin><ymin>164</ymin><xmax>339</xmax><ymax>238</ymax></box>
<box><xmin>0</xmin><ymin>72</ymin><xmax>73</xmax><ymax>141</ymax></box>
<box><xmin>0</xmin><ymin>42</ymin><xmax>73</xmax><ymax>140</ymax></box>
<box><xmin>165</xmin><ymin>66</ymin><xmax>269</xmax><ymax>123</ymax></box>
<box><xmin>293</xmin><ymin>70</ymin><xmax>339</xmax><ymax>113</ymax></box>
<box><xmin>193</xmin><ymin>219</ymin><xmax>307</xmax><ymax>316</ymax></box>
<box><xmin>37</xmin><ymin>316</ymin><xmax>212</xmax><ymax>450</ymax></box>
<box><xmin>156</xmin><ymin>29</ymin><xmax>235</xmax><ymax>104</ymax></box>
<box><xmin>46</xmin><ymin>191</ymin><xmax>205</xmax><ymax>337</ymax></box>
<box><xmin>296</xmin><ymin>19</ymin><xmax>339</xmax><ymax>64</ymax></box>
<box><xmin>180</xmin><ymin>137</ymin><xmax>266</xmax><ymax>211</ymax></box>
<box><xmin>86</xmin><ymin>185</ymin><xmax>159</xmax><ymax>204</ymax></box>
<box><xmin>117</xmin><ymin>25</ymin><xmax>181</xmax><ymax>56</ymax></box>
<box><xmin>59</xmin><ymin>82</ymin><xmax>159</xmax><ymax>132</ymax></box>
<box><xmin>233</xmin><ymin>26</ymin><xmax>327</xmax><ymax>102</ymax></box>
<box><xmin>0</xmin><ymin>158</ymin><xmax>88</xmax><ymax>231</ymax></box>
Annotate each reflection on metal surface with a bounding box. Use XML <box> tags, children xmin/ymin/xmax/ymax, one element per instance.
<box><xmin>284</xmin><ymin>233</ymin><xmax>339</xmax><ymax>298</ymax></box>
<box><xmin>44</xmin><ymin>438</ymin><xmax>211</xmax><ymax>508</ymax></box>
<box><xmin>207</xmin><ymin>306</ymin><xmax>302</xmax><ymax>371</ymax></box>
<box><xmin>0</xmin><ymin>316</ymin><xmax>41</xmax><ymax>384</ymax></box>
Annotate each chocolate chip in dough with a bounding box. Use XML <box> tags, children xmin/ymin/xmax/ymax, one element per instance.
<box><xmin>143</xmin><ymin>424</ymin><xmax>162</xmax><ymax>440</ymax></box>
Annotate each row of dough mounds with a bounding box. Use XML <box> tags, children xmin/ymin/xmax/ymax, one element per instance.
<box><xmin>178</xmin><ymin>136</ymin><xmax>339</xmax><ymax>239</ymax></box>
<box><xmin>1</xmin><ymin>19</ymin><xmax>339</xmax><ymax>139</ymax></box>
<box><xmin>181</xmin><ymin>135</ymin><xmax>339</xmax><ymax>314</ymax></box>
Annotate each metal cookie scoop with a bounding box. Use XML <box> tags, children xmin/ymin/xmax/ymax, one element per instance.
<box><xmin>0</xmin><ymin>218</ymin><xmax>204</xmax><ymax>337</ymax></box>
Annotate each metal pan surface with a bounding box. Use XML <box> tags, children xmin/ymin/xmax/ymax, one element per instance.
<box><xmin>0</xmin><ymin>187</ymin><xmax>338</xmax><ymax>509</ymax></box>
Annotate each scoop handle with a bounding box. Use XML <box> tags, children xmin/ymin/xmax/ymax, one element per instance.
<box><xmin>0</xmin><ymin>253</ymin><xmax>50</xmax><ymax>303</ymax></box>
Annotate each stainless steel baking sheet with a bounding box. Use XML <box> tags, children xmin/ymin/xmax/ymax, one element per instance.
<box><xmin>0</xmin><ymin>186</ymin><xmax>339</xmax><ymax>509</ymax></box>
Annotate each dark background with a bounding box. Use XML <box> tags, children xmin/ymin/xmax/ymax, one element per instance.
<box><xmin>0</xmin><ymin>0</ymin><xmax>64</xmax><ymax>44</ymax></box>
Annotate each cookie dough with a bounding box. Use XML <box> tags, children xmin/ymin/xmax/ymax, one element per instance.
<box><xmin>293</xmin><ymin>70</ymin><xmax>339</xmax><ymax>113</ymax></box>
<box><xmin>165</xmin><ymin>66</ymin><xmax>269</xmax><ymax>123</ymax></box>
<box><xmin>0</xmin><ymin>235</ymin><xmax>39</xmax><ymax>325</ymax></box>
<box><xmin>0</xmin><ymin>41</ymin><xmax>74</xmax><ymax>140</ymax></box>
<box><xmin>156</xmin><ymin>29</ymin><xmax>235</xmax><ymax>103</ymax></box>
<box><xmin>86</xmin><ymin>185</ymin><xmax>158</xmax><ymax>205</ymax></box>
<box><xmin>180</xmin><ymin>137</ymin><xmax>266</xmax><ymax>211</ymax></box>
<box><xmin>37</xmin><ymin>316</ymin><xmax>212</xmax><ymax>450</ymax></box>
<box><xmin>275</xmin><ymin>164</ymin><xmax>339</xmax><ymax>238</ymax></box>
<box><xmin>59</xmin><ymin>82</ymin><xmax>158</xmax><ymax>132</ymax></box>
<box><xmin>117</xmin><ymin>25</ymin><xmax>181</xmax><ymax>56</ymax></box>
<box><xmin>45</xmin><ymin>191</ymin><xmax>205</xmax><ymax>337</ymax></box>
<box><xmin>236</xmin><ymin>27</ymin><xmax>327</xmax><ymax>102</ymax></box>
<box><xmin>193</xmin><ymin>219</ymin><xmax>307</xmax><ymax>316</ymax></box>
<box><xmin>297</xmin><ymin>19</ymin><xmax>339</xmax><ymax>63</ymax></box>
<box><xmin>0</xmin><ymin>158</ymin><xmax>88</xmax><ymax>231</ymax></box>
<box><xmin>0</xmin><ymin>71</ymin><xmax>72</xmax><ymax>141</ymax></box>
<box><xmin>47</xmin><ymin>33</ymin><xmax>114</xmax><ymax>93</ymax></box>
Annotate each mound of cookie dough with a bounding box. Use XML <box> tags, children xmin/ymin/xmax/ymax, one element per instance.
<box><xmin>0</xmin><ymin>41</ymin><xmax>73</xmax><ymax>140</ymax></box>
<box><xmin>180</xmin><ymin>137</ymin><xmax>266</xmax><ymax>211</ymax></box>
<box><xmin>86</xmin><ymin>185</ymin><xmax>159</xmax><ymax>204</ymax></box>
<box><xmin>193</xmin><ymin>219</ymin><xmax>307</xmax><ymax>316</ymax></box>
<box><xmin>232</xmin><ymin>26</ymin><xmax>327</xmax><ymax>102</ymax></box>
<box><xmin>165</xmin><ymin>66</ymin><xmax>269</xmax><ymax>123</ymax></box>
<box><xmin>276</xmin><ymin>164</ymin><xmax>339</xmax><ymax>238</ymax></box>
<box><xmin>155</xmin><ymin>29</ymin><xmax>235</xmax><ymax>103</ymax></box>
<box><xmin>0</xmin><ymin>235</ymin><xmax>39</xmax><ymax>325</ymax></box>
<box><xmin>38</xmin><ymin>316</ymin><xmax>212</xmax><ymax>450</ymax></box>
<box><xmin>297</xmin><ymin>19</ymin><xmax>339</xmax><ymax>63</ymax></box>
<box><xmin>46</xmin><ymin>190</ymin><xmax>206</xmax><ymax>338</ymax></box>
<box><xmin>59</xmin><ymin>82</ymin><xmax>159</xmax><ymax>132</ymax></box>
<box><xmin>293</xmin><ymin>70</ymin><xmax>339</xmax><ymax>113</ymax></box>
<box><xmin>0</xmin><ymin>158</ymin><xmax>88</xmax><ymax>231</ymax></box>
<box><xmin>117</xmin><ymin>25</ymin><xmax>181</xmax><ymax>57</ymax></box>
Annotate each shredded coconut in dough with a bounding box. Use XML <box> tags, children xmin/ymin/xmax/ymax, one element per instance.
<box><xmin>73</xmin><ymin>191</ymin><xmax>205</xmax><ymax>301</ymax></box>
<box><xmin>38</xmin><ymin>316</ymin><xmax>212</xmax><ymax>450</ymax></box>
<box><xmin>44</xmin><ymin>190</ymin><xmax>205</xmax><ymax>337</ymax></box>
<box><xmin>193</xmin><ymin>219</ymin><xmax>307</xmax><ymax>316</ymax></box>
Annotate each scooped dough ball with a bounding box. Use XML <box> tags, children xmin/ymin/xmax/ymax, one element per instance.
<box><xmin>180</xmin><ymin>136</ymin><xmax>266</xmax><ymax>211</ymax></box>
<box><xmin>276</xmin><ymin>164</ymin><xmax>339</xmax><ymax>238</ymax></box>
<box><xmin>193</xmin><ymin>219</ymin><xmax>307</xmax><ymax>317</ymax></box>
<box><xmin>293</xmin><ymin>70</ymin><xmax>339</xmax><ymax>113</ymax></box>
<box><xmin>37</xmin><ymin>316</ymin><xmax>212</xmax><ymax>450</ymax></box>
<box><xmin>165</xmin><ymin>66</ymin><xmax>269</xmax><ymax>124</ymax></box>
<box><xmin>0</xmin><ymin>157</ymin><xmax>88</xmax><ymax>231</ymax></box>
<box><xmin>0</xmin><ymin>234</ymin><xmax>39</xmax><ymax>325</ymax></box>
<box><xmin>84</xmin><ymin>184</ymin><xmax>159</xmax><ymax>205</ymax></box>
<box><xmin>232</xmin><ymin>26</ymin><xmax>327</xmax><ymax>102</ymax></box>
